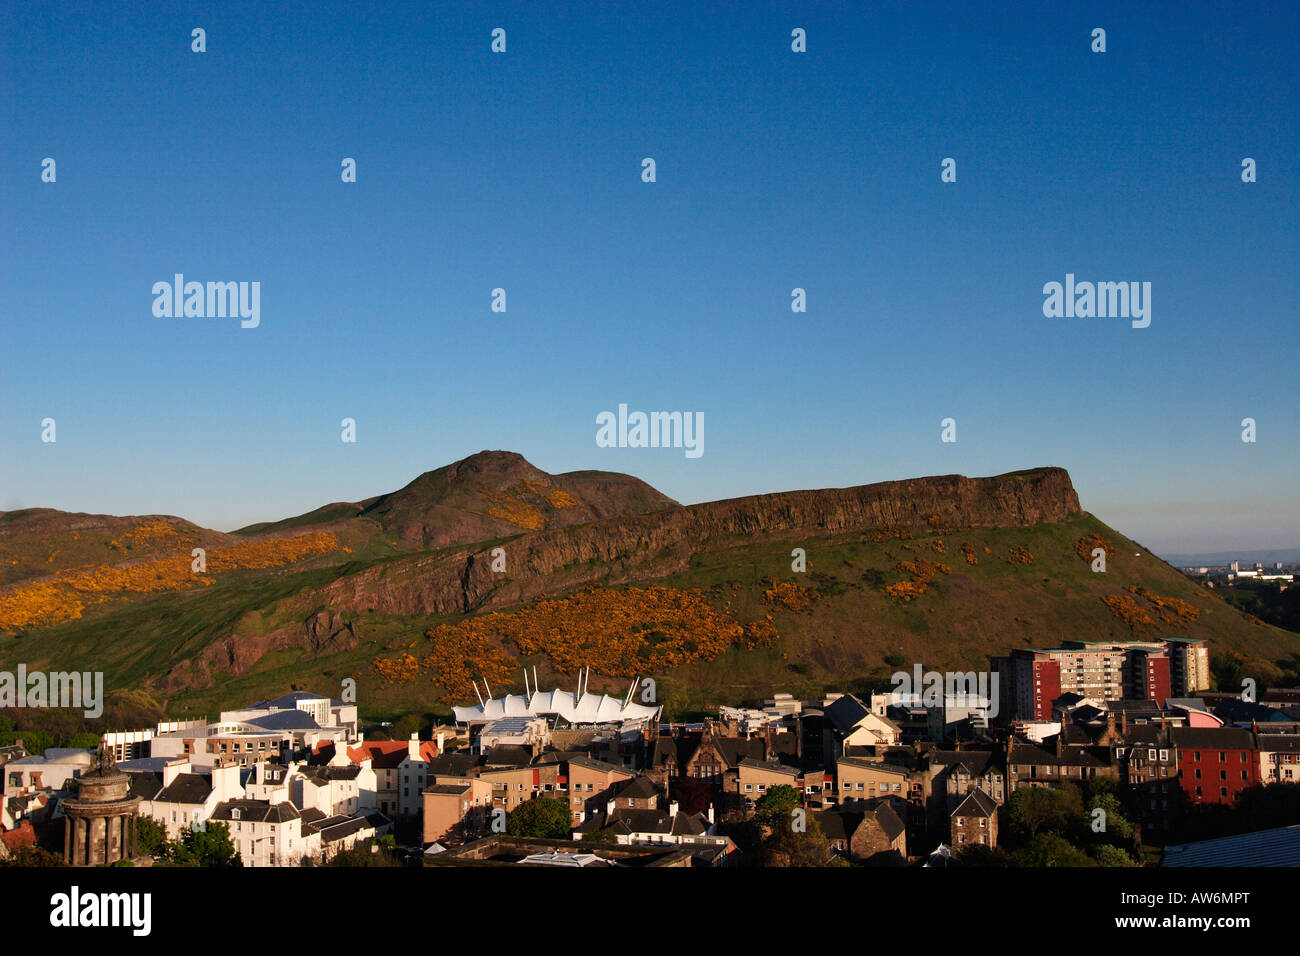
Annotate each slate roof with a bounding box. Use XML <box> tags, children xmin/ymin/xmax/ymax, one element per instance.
<box><xmin>815</xmin><ymin>809</ymin><xmax>863</xmax><ymax>843</ymax></box>
<box><xmin>125</xmin><ymin>771</ymin><xmax>164</xmax><ymax>801</ymax></box>
<box><xmin>298</xmin><ymin>765</ymin><xmax>361</xmax><ymax>784</ymax></box>
<box><xmin>929</xmin><ymin>750</ymin><xmax>1000</xmax><ymax>775</ymax></box>
<box><xmin>736</xmin><ymin>757</ymin><xmax>800</xmax><ymax>776</ymax></box>
<box><xmin>210</xmin><ymin>799</ymin><xmax>301</xmax><ymax>824</ymax></box>
<box><xmin>250</xmin><ymin>691</ymin><xmax>330</xmax><ymax>709</ymax></box>
<box><xmin>567</xmin><ymin>754</ymin><xmax>630</xmax><ymax>776</ymax></box>
<box><xmin>155</xmin><ymin>773</ymin><xmax>212</xmax><ymax>805</ymax></box>
<box><xmin>952</xmin><ymin>788</ymin><xmax>998</xmax><ymax>818</ymax></box>
<box><xmin>426</xmin><ymin>783</ymin><xmax>472</xmax><ymax>796</ymax></box>
<box><xmin>836</xmin><ymin>756</ymin><xmax>911</xmax><ymax>776</ymax></box>
<box><xmin>1169</xmin><ymin>727</ymin><xmax>1256</xmax><ymax>750</ymax></box>
<box><xmin>575</xmin><ymin>807</ymin><xmax>709</xmax><ymax>837</ymax></box>
<box><xmin>246</xmin><ymin>710</ymin><xmax>321</xmax><ymax>731</ymax></box>
<box><xmin>612</xmin><ymin>776</ymin><xmax>661</xmax><ymax>801</ymax></box>
<box><xmin>426</xmin><ymin>753</ymin><xmax>481</xmax><ymax>777</ymax></box>
<box><xmin>823</xmin><ymin>694</ymin><xmax>872</xmax><ymax>736</ymax></box>
<box><xmin>483</xmin><ymin>744</ymin><xmax>534</xmax><ymax>767</ymax></box>
<box><xmin>1164</xmin><ymin>824</ymin><xmax>1300</xmax><ymax>867</ymax></box>
<box><xmin>1007</xmin><ymin>741</ymin><xmax>1111</xmax><ymax>768</ymax></box>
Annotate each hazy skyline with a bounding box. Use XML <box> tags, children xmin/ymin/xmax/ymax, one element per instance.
<box><xmin>3</xmin><ymin>1</ymin><xmax>1297</xmax><ymax>556</ymax></box>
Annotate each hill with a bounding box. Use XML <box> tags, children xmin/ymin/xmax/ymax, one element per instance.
<box><xmin>1</xmin><ymin>453</ymin><xmax>1296</xmax><ymax>721</ymax></box>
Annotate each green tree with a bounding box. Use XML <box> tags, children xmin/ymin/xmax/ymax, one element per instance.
<box><xmin>1091</xmin><ymin>844</ymin><xmax>1137</xmax><ymax>866</ymax></box>
<box><xmin>0</xmin><ymin>845</ymin><xmax>65</xmax><ymax>867</ymax></box>
<box><xmin>3</xmin><ymin>729</ymin><xmax>53</xmax><ymax>756</ymax></box>
<box><xmin>1088</xmin><ymin>792</ymin><xmax>1134</xmax><ymax>845</ymax></box>
<box><xmin>163</xmin><ymin>822</ymin><xmax>242</xmax><ymax>868</ymax></box>
<box><xmin>954</xmin><ymin>843</ymin><xmax>1011</xmax><ymax>867</ymax></box>
<box><xmin>134</xmin><ymin>815</ymin><xmax>168</xmax><ymax>856</ymax></box>
<box><xmin>1010</xmin><ymin>833</ymin><xmax>1095</xmax><ymax>867</ymax></box>
<box><xmin>391</xmin><ymin>714</ymin><xmax>421</xmax><ymax>743</ymax></box>
<box><xmin>753</xmin><ymin>784</ymin><xmax>802</xmax><ymax>828</ymax></box>
<box><xmin>327</xmin><ymin>839</ymin><xmax>403</xmax><ymax>866</ymax></box>
<box><xmin>762</xmin><ymin>815</ymin><xmax>831</xmax><ymax>867</ymax></box>
<box><xmin>505</xmin><ymin>797</ymin><xmax>572</xmax><ymax>839</ymax></box>
<box><xmin>66</xmin><ymin>732</ymin><xmax>101</xmax><ymax>750</ymax></box>
<box><xmin>1007</xmin><ymin>785</ymin><xmax>1082</xmax><ymax>842</ymax></box>
<box><xmin>582</xmin><ymin>826</ymin><xmax>621</xmax><ymax>844</ymax></box>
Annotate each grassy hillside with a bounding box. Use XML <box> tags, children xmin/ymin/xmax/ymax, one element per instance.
<box><xmin>2</xmin><ymin>508</ymin><xmax>1295</xmax><ymax>725</ymax></box>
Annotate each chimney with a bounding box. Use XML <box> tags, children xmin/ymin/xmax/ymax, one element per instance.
<box><xmin>212</xmin><ymin>761</ymin><xmax>244</xmax><ymax>802</ymax></box>
<box><xmin>162</xmin><ymin>758</ymin><xmax>188</xmax><ymax>788</ymax></box>
<box><xmin>408</xmin><ymin>732</ymin><xmax>420</xmax><ymax>762</ymax></box>
<box><xmin>707</xmin><ymin>803</ymin><xmax>715</xmax><ymax>826</ymax></box>
<box><xmin>606</xmin><ymin>797</ymin><xmax>616</xmax><ymax>817</ymax></box>
<box><xmin>436</xmin><ymin>731</ymin><xmax>445</xmax><ymax>755</ymax></box>
<box><xmin>668</xmin><ymin>800</ymin><xmax>679</xmax><ymax>818</ymax></box>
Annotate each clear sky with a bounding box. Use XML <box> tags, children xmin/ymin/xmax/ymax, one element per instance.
<box><xmin>2</xmin><ymin>1</ymin><xmax>1297</xmax><ymax>556</ymax></box>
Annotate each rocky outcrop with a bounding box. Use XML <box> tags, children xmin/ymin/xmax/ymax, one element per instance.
<box><xmin>318</xmin><ymin>467</ymin><xmax>1082</xmax><ymax>618</ymax></box>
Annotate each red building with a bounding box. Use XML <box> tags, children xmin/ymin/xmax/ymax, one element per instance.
<box><xmin>1130</xmin><ymin>649</ymin><xmax>1171</xmax><ymax>704</ymax></box>
<box><xmin>1170</xmin><ymin>727</ymin><xmax>1258</xmax><ymax>805</ymax></box>
<box><xmin>1006</xmin><ymin>651</ymin><xmax>1062</xmax><ymax>721</ymax></box>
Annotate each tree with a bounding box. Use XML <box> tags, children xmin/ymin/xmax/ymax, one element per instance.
<box><xmin>753</xmin><ymin>784</ymin><xmax>802</xmax><ymax>829</ymax></box>
<box><xmin>390</xmin><ymin>714</ymin><xmax>421</xmax><ymax>743</ymax></box>
<box><xmin>0</xmin><ymin>845</ymin><xmax>64</xmax><ymax>867</ymax></box>
<box><xmin>1010</xmin><ymin>833</ymin><xmax>1095</xmax><ymax>867</ymax></box>
<box><xmin>162</xmin><ymin>822</ymin><xmax>242</xmax><ymax>867</ymax></box>
<box><xmin>505</xmin><ymin>797</ymin><xmax>572</xmax><ymax>839</ymax></box>
<box><xmin>1091</xmin><ymin>844</ymin><xmax>1137</xmax><ymax>866</ymax></box>
<box><xmin>1087</xmin><ymin>792</ymin><xmax>1134</xmax><ymax>845</ymax></box>
<box><xmin>582</xmin><ymin>826</ymin><xmax>621</xmax><ymax>844</ymax></box>
<box><xmin>135</xmin><ymin>815</ymin><xmax>168</xmax><ymax>856</ymax></box>
<box><xmin>1</xmin><ymin>728</ymin><xmax>52</xmax><ymax>756</ymax></box>
<box><xmin>1006</xmin><ymin>785</ymin><xmax>1082</xmax><ymax>842</ymax></box>
<box><xmin>953</xmin><ymin>843</ymin><xmax>1011</xmax><ymax>867</ymax></box>
<box><xmin>762</xmin><ymin>815</ymin><xmax>831</xmax><ymax>867</ymax></box>
<box><xmin>67</xmin><ymin>732</ymin><xmax>101</xmax><ymax>749</ymax></box>
<box><xmin>327</xmin><ymin>839</ymin><xmax>402</xmax><ymax>867</ymax></box>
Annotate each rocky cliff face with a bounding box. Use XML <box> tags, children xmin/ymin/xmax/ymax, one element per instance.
<box><xmin>318</xmin><ymin>466</ymin><xmax>1083</xmax><ymax>618</ymax></box>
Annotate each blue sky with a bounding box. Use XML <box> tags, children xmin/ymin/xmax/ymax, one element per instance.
<box><xmin>2</xmin><ymin>1</ymin><xmax>1297</xmax><ymax>555</ymax></box>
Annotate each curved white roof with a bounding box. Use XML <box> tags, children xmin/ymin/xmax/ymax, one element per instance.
<box><xmin>453</xmin><ymin>689</ymin><xmax>661</xmax><ymax>725</ymax></box>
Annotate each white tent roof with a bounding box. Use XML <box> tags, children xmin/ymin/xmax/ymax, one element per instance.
<box><xmin>453</xmin><ymin>688</ymin><xmax>661</xmax><ymax>725</ymax></box>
